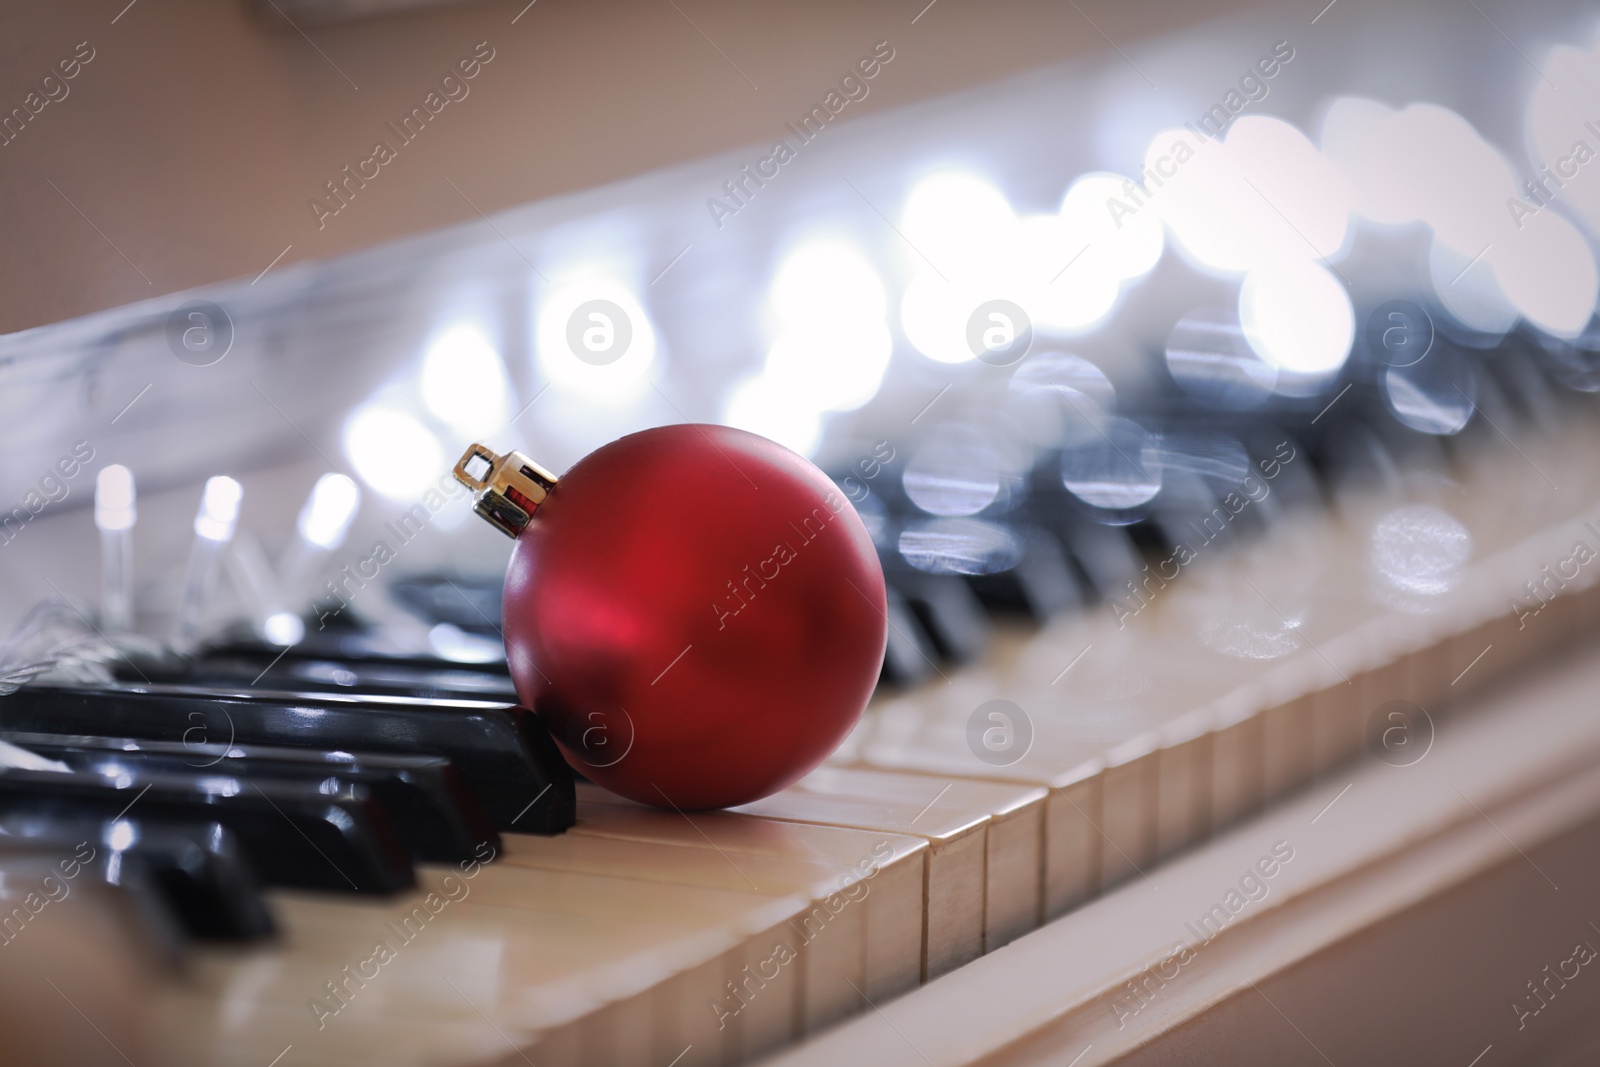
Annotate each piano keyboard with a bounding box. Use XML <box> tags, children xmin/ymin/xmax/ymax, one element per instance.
<box><xmin>3</xmin><ymin>353</ymin><xmax>1598</xmax><ymax>1066</ymax></box>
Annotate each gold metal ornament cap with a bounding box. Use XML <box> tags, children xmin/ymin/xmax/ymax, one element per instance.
<box><xmin>453</xmin><ymin>443</ymin><xmax>558</xmax><ymax>538</ymax></box>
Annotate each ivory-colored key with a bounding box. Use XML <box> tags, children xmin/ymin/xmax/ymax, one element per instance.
<box><xmin>0</xmin><ymin>849</ymin><xmax>165</xmax><ymax>1067</ymax></box>
<box><xmin>1154</xmin><ymin>709</ymin><xmax>1211</xmax><ymax>857</ymax></box>
<box><xmin>856</xmin><ymin>713</ymin><xmax>1105</xmax><ymax>918</ymax></box>
<box><xmin>172</xmin><ymin>864</ymin><xmax>806</xmax><ymax>1067</ymax></box>
<box><xmin>732</xmin><ymin>773</ymin><xmax>998</xmax><ymax>981</ymax></box>
<box><xmin>1097</xmin><ymin>733</ymin><xmax>1157</xmax><ymax>890</ymax></box>
<box><xmin>495</xmin><ymin>829</ymin><xmax>878</xmax><ymax>1058</ymax></box>
<box><xmin>569</xmin><ymin>785</ymin><xmax>929</xmax><ymax>1005</ymax></box>
<box><xmin>1205</xmin><ymin>686</ymin><xmax>1265</xmax><ymax>831</ymax></box>
<box><xmin>149</xmin><ymin>992</ymin><xmax>514</xmax><ymax>1067</ymax></box>
<box><xmin>780</xmin><ymin>766</ymin><xmax>1048</xmax><ymax>948</ymax></box>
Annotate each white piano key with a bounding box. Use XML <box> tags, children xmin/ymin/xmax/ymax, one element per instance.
<box><xmin>569</xmin><ymin>786</ymin><xmax>929</xmax><ymax>1006</ymax></box>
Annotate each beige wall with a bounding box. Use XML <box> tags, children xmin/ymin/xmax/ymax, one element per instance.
<box><xmin>0</xmin><ymin>0</ymin><xmax>1262</xmax><ymax>335</ymax></box>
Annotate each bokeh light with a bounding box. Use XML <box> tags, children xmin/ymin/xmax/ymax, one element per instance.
<box><xmin>535</xmin><ymin>276</ymin><xmax>659</xmax><ymax>404</ymax></box>
<box><xmin>1324</xmin><ymin>97</ymin><xmax>1598</xmax><ymax>337</ymax></box>
<box><xmin>343</xmin><ymin>405</ymin><xmax>446</xmax><ymax>501</ymax></box>
<box><xmin>421</xmin><ymin>324</ymin><xmax>511</xmax><ymax>435</ymax></box>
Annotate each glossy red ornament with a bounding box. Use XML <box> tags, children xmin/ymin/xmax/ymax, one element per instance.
<box><xmin>454</xmin><ymin>425</ymin><xmax>887</xmax><ymax>810</ymax></box>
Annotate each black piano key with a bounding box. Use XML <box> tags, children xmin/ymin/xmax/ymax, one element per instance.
<box><xmin>126</xmin><ymin>655</ymin><xmax>520</xmax><ymax>701</ymax></box>
<box><xmin>36</xmin><ymin>768</ymin><xmax>408</xmax><ymax>895</ymax></box>
<box><xmin>1319</xmin><ymin>418</ymin><xmax>1405</xmax><ymax>499</ymax></box>
<box><xmin>134</xmin><ymin>824</ymin><xmax>277</xmax><ymax>940</ymax></box>
<box><xmin>206</xmin><ymin>629</ymin><xmax>510</xmax><ymax>672</ymax></box>
<box><xmin>1485</xmin><ymin>339</ymin><xmax>1564</xmax><ymax>425</ymax></box>
<box><xmin>878</xmin><ymin>587</ymin><xmax>937</xmax><ymax>688</ymax></box>
<box><xmin>0</xmin><ymin>814</ymin><xmax>274</xmax><ymax>941</ymax></box>
<box><xmin>0</xmin><ymin>766</ymin><xmax>411</xmax><ymax>893</ymax></box>
<box><xmin>963</xmin><ymin>525</ymin><xmax>1084</xmax><ymax>621</ymax></box>
<box><xmin>1239</xmin><ymin>429</ymin><xmax>1322</xmax><ymax>515</ymax></box>
<box><xmin>885</xmin><ymin>567</ymin><xmax>989</xmax><ymax>665</ymax></box>
<box><xmin>0</xmin><ymin>684</ymin><xmax>575</xmax><ymax>835</ymax></box>
<box><xmin>0</xmin><ymin>732</ymin><xmax>497</xmax><ymax>864</ymax></box>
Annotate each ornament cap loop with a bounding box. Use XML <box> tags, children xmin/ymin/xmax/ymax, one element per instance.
<box><xmin>454</xmin><ymin>443</ymin><xmax>558</xmax><ymax>538</ymax></box>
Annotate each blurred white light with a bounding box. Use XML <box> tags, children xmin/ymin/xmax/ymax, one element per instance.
<box><xmin>897</xmin><ymin>517</ymin><xmax>1021</xmax><ymax>575</ymax></box>
<box><xmin>421</xmin><ymin>324</ymin><xmax>511</xmax><ymax>434</ymax></box>
<box><xmin>1018</xmin><ymin>213</ymin><xmax>1123</xmax><ymax>332</ymax></box>
<box><xmin>297</xmin><ymin>473</ymin><xmax>361</xmax><ymax>550</ymax></box>
<box><xmin>1384</xmin><ymin>366</ymin><xmax>1474</xmax><ymax>435</ymax></box>
<box><xmin>1142</xmin><ymin>128</ymin><xmax>1251</xmax><ymax>272</ymax></box>
<box><xmin>1060</xmin><ymin>416</ymin><xmax>1163</xmax><ymax>510</ymax></box>
<box><xmin>106</xmin><ymin>820</ymin><xmax>137</xmax><ymax>852</ymax></box>
<box><xmin>1013</xmin><ymin>350</ymin><xmax>1115</xmax><ymax>408</ymax></box>
<box><xmin>1491</xmin><ymin>206</ymin><xmax>1598</xmax><ymax>337</ymax></box>
<box><xmin>1324</xmin><ymin>97</ymin><xmax>1598</xmax><ymax>338</ymax></box>
<box><xmin>1165</xmin><ymin>307</ymin><xmax>1278</xmax><ymax>409</ymax></box>
<box><xmin>899</xmin><ymin>174</ymin><xmax>1028</xmax><ymax>365</ymax></box>
<box><xmin>901</xmin><ymin>172</ymin><xmax>1016</xmax><ymax>272</ymax></box>
<box><xmin>1528</xmin><ymin>41</ymin><xmax>1600</xmax><ymax>238</ymax></box>
<box><xmin>1007</xmin><ymin>352</ymin><xmax>1116</xmax><ymax>447</ymax></box>
<box><xmin>1321</xmin><ymin>96</ymin><xmax>1423</xmax><ymax>226</ymax></box>
<box><xmin>1059</xmin><ymin>172</ymin><xmax>1165</xmax><ymax>280</ymax></box>
<box><xmin>769</xmin><ymin>239</ymin><xmax>888</xmax><ymax>329</ymax></box>
<box><xmin>895</xmin><ymin>168</ymin><xmax>1162</xmax><ymax>365</ymax></box>
<box><xmin>1381</xmin><ymin>344</ymin><xmax>1477</xmax><ymax>436</ymax></box>
<box><xmin>1239</xmin><ymin>260</ymin><xmax>1353</xmax><ymax>390</ymax></box>
<box><xmin>95</xmin><ymin>465</ymin><xmax>136</xmax><ymax>532</ymax></box>
<box><xmin>428</xmin><ymin>622</ymin><xmax>503</xmax><ymax>664</ymax></box>
<box><xmin>194</xmin><ymin>476</ymin><xmax>243</xmax><ymax>542</ymax></box>
<box><xmin>263</xmin><ymin>611</ymin><xmax>305</xmax><ymax>646</ymax></box>
<box><xmin>762</xmin><ymin>237</ymin><xmax>893</xmax><ymax>413</ymax></box>
<box><xmin>722</xmin><ymin>376</ymin><xmax>823</xmax><ymax>457</ymax></box>
<box><xmin>762</xmin><ymin>325</ymin><xmax>892</xmax><ymax>413</ymax></box>
<box><xmin>903</xmin><ymin>428</ymin><xmax>1004</xmax><ymax>516</ymax></box>
<box><xmin>1399</xmin><ymin>104</ymin><xmax>1516</xmax><ymax>253</ymax></box>
<box><xmin>0</xmin><ymin>739</ymin><xmax>68</xmax><ymax>773</ymax></box>
<box><xmin>428</xmin><ymin>494</ymin><xmax>474</xmax><ymax>532</ymax></box>
<box><xmin>900</xmin><ymin>272</ymin><xmax>986</xmax><ymax>364</ymax></box>
<box><xmin>1144</xmin><ymin>117</ymin><xmax>1350</xmax><ymax>275</ymax></box>
<box><xmin>535</xmin><ymin>277</ymin><xmax>658</xmax><ymax>404</ymax></box>
<box><xmin>1224</xmin><ymin>116</ymin><xmax>1352</xmax><ymax>258</ymax></box>
<box><xmin>342</xmin><ymin>406</ymin><xmax>446</xmax><ymax>501</ymax></box>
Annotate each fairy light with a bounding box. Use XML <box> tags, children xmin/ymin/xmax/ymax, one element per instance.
<box><xmin>95</xmin><ymin>465</ymin><xmax>136</xmax><ymax>631</ymax></box>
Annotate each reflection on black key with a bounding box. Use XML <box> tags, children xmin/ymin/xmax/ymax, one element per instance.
<box><xmin>0</xmin><ymin>814</ymin><xmax>274</xmax><ymax>941</ymax></box>
<box><xmin>897</xmin><ymin>518</ymin><xmax>1081</xmax><ymax>622</ymax></box>
<box><xmin>206</xmin><ymin>630</ymin><xmax>509</xmax><ymax>672</ymax></box>
<box><xmin>0</xmin><ymin>732</ymin><xmax>497</xmax><ymax>864</ymax></box>
<box><xmin>0</xmin><ymin>767</ymin><xmax>411</xmax><ymax>894</ymax></box>
<box><xmin>126</xmin><ymin>655</ymin><xmax>520</xmax><ymax>701</ymax></box>
<box><xmin>0</xmin><ymin>684</ymin><xmax>575</xmax><ymax>835</ymax></box>
<box><xmin>964</xmin><ymin>526</ymin><xmax>1083</xmax><ymax>621</ymax></box>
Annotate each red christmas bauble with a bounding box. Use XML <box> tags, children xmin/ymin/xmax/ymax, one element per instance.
<box><xmin>462</xmin><ymin>425</ymin><xmax>886</xmax><ymax>810</ymax></box>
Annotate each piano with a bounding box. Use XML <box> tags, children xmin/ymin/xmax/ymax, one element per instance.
<box><xmin>5</xmin><ymin>0</ymin><xmax>1600</xmax><ymax>1064</ymax></box>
